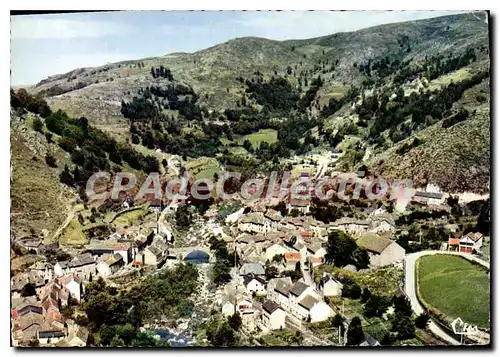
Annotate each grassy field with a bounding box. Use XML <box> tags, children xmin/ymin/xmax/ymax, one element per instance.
<box><xmin>59</xmin><ymin>217</ymin><xmax>88</xmax><ymax>246</ymax></box>
<box><xmin>186</xmin><ymin>157</ymin><xmax>220</xmax><ymax>180</ymax></box>
<box><xmin>417</xmin><ymin>255</ymin><xmax>490</xmax><ymax>328</ymax></box>
<box><xmin>242</xmin><ymin>129</ymin><xmax>278</xmax><ymax>149</ymax></box>
<box><xmin>111</xmin><ymin>206</ymin><xmax>149</xmax><ymax>227</ymax></box>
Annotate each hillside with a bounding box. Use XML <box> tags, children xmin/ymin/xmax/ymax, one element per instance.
<box><xmin>10</xmin><ymin>108</ymin><xmax>77</xmax><ymax>237</ymax></box>
<box><xmin>14</xmin><ymin>11</ymin><xmax>490</xmax><ymax>198</ymax></box>
<box><xmin>31</xmin><ymin>12</ymin><xmax>489</xmax><ymax>123</ymax></box>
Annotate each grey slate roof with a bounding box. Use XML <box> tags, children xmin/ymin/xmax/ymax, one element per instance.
<box><xmin>262</xmin><ymin>300</ymin><xmax>281</xmax><ymax>314</ymax></box>
<box><xmin>239</xmin><ymin>262</ymin><xmax>265</xmax><ymax>276</ymax></box>
<box><xmin>414</xmin><ymin>191</ymin><xmax>443</xmax><ymax>199</ymax></box>
<box><xmin>272</xmin><ymin>277</ymin><xmax>293</xmax><ymax>297</ymax></box>
<box><xmin>298</xmin><ymin>295</ymin><xmax>319</xmax><ymax>310</ymax></box>
<box><xmin>289</xmin><ymin>281</ymin><xmax>309</xmax><ymax>297</ymax></box>
<box><xmin>356</xmin><ymin>234</ymin><xmax>395</xmax><ymax>254</ymax></box>
<box><xmin>69</xmin><ymin>253</ymin><xmax>95</xmax><ymax>268</ymax></box>
<box><xmin>243</xmin><ymin>274</ymin><xmax>266</xmax><ymax>287</ymax></box>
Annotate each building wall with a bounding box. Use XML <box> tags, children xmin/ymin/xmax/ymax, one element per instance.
<box><xmin>70</xmin><ymin>264</ymin><xmax>96</xmax><ymax>281</ymax></box>
<box><xmin>268</xmin><ymin>309</ymin><xmax>286</xmax><ymax>330</ymax></box>
<box><xmin>66</xmin><ymin>280</ymin><xmax>81</xmax><ymax>302</ymax></box>
<box><xmin>143</xmin><ymin>250</ymin><xmax>158</xmax><ymax>266</ymax></box>
<box><xmin>323</xmin><ymin>281</ymin><xmax>342</xmax><ymax>297</ymax></box>
<box><xmin>377</xmin><ymin>242</ymin><xmax>406</xmax><ymax>267</ymax></box>
<box><xmin>265</xmin><ymin>245</ymin><xmax>287</xmax><ymax>262</ymax></box>
<box><xmin>310</xmin><ymin>302</ymin><xmax>333</xmax><ymax>323</ymax></box>
<box><xmin>247</xmin><ymin>280</ymin><xmax>266</xmax><ymax>295</ymax></box>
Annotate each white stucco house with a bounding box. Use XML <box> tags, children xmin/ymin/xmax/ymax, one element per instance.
<box><xmin>244</xmin><ymin>275</ymin><xmax>267</xmax><ymax>296</ymax></box>
<box><xmin>260</xmin><ymin>300</ymin><xmax>286</xmax><ymax>331</ymax></box>
<box><xmin>318</xmin><ymin>274</ymin><xmax>343</xmax><ymax>297</ymax></box>
<box><xmin>297</xmin><ymin>296</ymin><xmax>334</xmax><ymax>323</ymax></box>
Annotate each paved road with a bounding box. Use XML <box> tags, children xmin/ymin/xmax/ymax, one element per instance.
<box><xmin>404</xmin><ymin>251</ymin><xmax>490</xmax><ymax>345</ymax></box>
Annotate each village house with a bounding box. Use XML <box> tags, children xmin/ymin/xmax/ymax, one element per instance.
<box><xmin>239</xmin><ymin>262</ymin><xmax>265</xmax><ymax>276</ymax></box>
<box><xmin>221</xmin><ymin>294</ymin><xmax>253</xmax><ymax>317</ymax></box>
<box><xmin>97</xmin><ymin>253</ymin><xmax>125</xmax><ymax>277</ymax></box>
<box><xmin>239</xmin><ymin>245</ymin><xmax>265</xmax><ymax>264</ymax></box>
<box><xmin>286</xmin><ymin>235</ymin><xmax>309</xmax><ymax>259</ymax></box>
<box><xmin>287</xmin><ymin>281</ymin><xmax>320</xmax><ymax>318</ymax></box>
<box><xmin>318</xmin><ymin>274</ymin><xmax>343</xmax><ymax>297</ymax></box>
<box><xmin>243</xmin><ymin>275</ymin><xmax>267</xmax><ymax>296</ymax></box>
<box><xmin>87</xmin><ymin>240</ymin><xmax>136</xmax><ymax>264</ymax></box>
<box><xmin>287</xmin><ymin>198</ymin><xmax>311</xmax><ymax>215</ymax></box>
<box><xmin>356</xmin><ymin>234</ymin><xmax>405</xmax><ymax>267</ymax></box>
<box><xmin>143</xmin><ymin>246</ymin><xmax>165</xmax><ymax>267</ymax></box>
<box><xmin>412</xmin><ymin>191</ymin><xmax>444</xmax><ymax>206</ymax></box>
<box><xmin>61</xmin><ymin>320</ymin><xmax>89</xmax><ymax>347</ymax></box>
<box><xmin>11</xmin><ymin>296</ymin><xmax>66</xmax><ymax>346</ymax></box>
<box><xmin>329</xmin><ymin>217</ymin><xmax>370</xmax><ymax>235</ymax></box>
<box><xmin>29</xmin><ymin>261</ymin><xmax>54</xmax><ymax>281</ymax></box>
<box><xmin>66</xmin><ymin>253</ymin><xmax>97</xmax><ymax>280</ymax></box>
<box><xmin>368</xmin><ymin>213</ymin><xmax>396</xmax><ymax>234</ymax></box>
<box><xmin>264</xmin><ymin>209</ymin><xmax>283</xmax><ymax>229</ymax></box>
<box><xmin>16</xmin><ymin>237</ymin><xmax>42</xmax><ymax>254</ymax></box>
<box><xmin>267</xmin><ymin>277</ymin><xmax>293</xmax><ymax>311</ymax></box>
<box><xmin>59</xmin><ymin>275</ymin><xmax>84</xmax><ymax>303</ymax></box>
<box><xmin>297</xmin><ymin>295</ymin><xmax>334</xmax><ymax>323</ymax></box>
<box><xmin>38</xmin><ymin>324</ymin><xmax>66</xmax><ymax>345</ymax></box>
<box><xmin>449</xmin><ymin>232</ymin><xmax>484</xmax><ymax>253</ymax></box>
<box><xmin>11</xmin><ymin>270</ymin><xmax>47</xmax><ymax>295</ymax></box>
<box><xmin>37</xmin><ymin>279</ymin><xmax>70</xmax><ymax>306</ymax></box>
<box><xmin>265</xmin><ymin>243</ymin><xmax>288</xmax><ymax>262</ymax></box>
<box><xmin>260</xmin><ymin>300</ymin><xmax>286</xmax><ymax>331</ymax></box>
<box><xmin>284</xmin><ymin>252</ymin><xmax>302</xmax><ymax>270</ymax></box>
<box><xmin>238</xmin><ymin>213</ymin><xmax>272</xmax><ymax>235</ymax></box>
<box><xmin>309</xmin><ymin>256</ymin><xmax>324</xmax><ymax>268</ymax></box>
<box><xmin>143</xmin><ymin>235</ymin><xmax>168</xmax><ymax>267</ymax></box>
<box><xmin>306</xmin><ymin>242</ymin><xmax>327</xmax><ymax>260</ymax></box>
<box><xmin>54</xmin><ymin>261</ymin><xmax>70</xmax><ymax>277</ymax></box>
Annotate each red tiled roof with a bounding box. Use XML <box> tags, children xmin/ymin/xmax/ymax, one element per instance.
<box><xmin>448</xmin><ymin>238</ymin><xmax>459</xmax><ymax>245</ymax></box>
<box><xmin>285</xmin><ymin>252</ymin><xmax>301</xmax><ymax>262</ymax></box>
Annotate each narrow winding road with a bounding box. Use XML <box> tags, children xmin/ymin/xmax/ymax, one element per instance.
<box><xmin>404</xmin><ymin>251</ymin><xmax>490</xmax><ymax>345</ymax></box>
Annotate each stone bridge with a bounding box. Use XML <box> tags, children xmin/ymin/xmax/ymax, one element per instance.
<box><xmin>167</xmin><ymin>246</ymin><xmax>212</xmax><ymax>262</ymax></box>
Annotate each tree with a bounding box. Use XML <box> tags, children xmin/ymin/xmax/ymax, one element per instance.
<box><xmin>392</xmin><ymin>295</ymin><xmax>412</xmax><ymax>317</ymax></box>
<box><xmin>32</xmin><ymin>117</ymin><xmax>44</xmax><ymax>132</ymax></box>
<box><xmin>115</xmin><ymin>323</ymin><xmax>137</xmax><ymax>345</ymax></box>
<box><xmin>325</xmin><ymin>231</ymin><xmax>361</xmax><ymax>268</ymax></box>
<box><xmin>228</xmin><ymin>312</ymin><xmax>242</xmax><ymax>331</ymax></box>
<box><xmin>175</xmin><ymin>204</ymin><xmax>192</xmax><ymax>228</ymax></box>
<box><xmin>110</xmin><ymin>335</ymin><xmax>125</xmax><ymax>347</ymax></box>
<box><xmin>381</xmin><ymin>332</ymin><xmax>396</xmax><ymax>346</ymax></box>
<box><xmin>45</xmin><ymin>132</ymin><xmax>53</xmax><ymax>143</ymax></box>
<box><xmin>414</xmin><ymin>312</ymin><xmax>430</xmax><ymax>329</ymax></box>
<box><xmin>99</xmin><ymin>325</ymin><xmax>116</xmax><ymax>346</ymax></box>
<box><xmin>45</xmin><ymin>153</ymin><xmax>57</xmax><ymax>167</ymax></box>
<box><xmin>206</xmin><ymin>318</ymin><xmax>236</xmax><ymax>347</ymax></box>
<box><xmin>361</xmin><ymin>287</ymin><xmax>371</xmax><ymax>303</ymax></box>
<box><xmin>21</xmin><ymin>283</ymin><xmax>36</xmax><ymax>297</ymax></box>
<box><xmin>212</xmin><ymin>260</ymin><xmax>231</xmax><ymax>286</ymax></box>
<box><xmin>352</xmin><ymin>247</ymin><xmax>370</xmax><ymax>269</ymax></box>
<box><xmin>341</xmin><ymin>280</ymin><xmax>361</xmax><ymax>299</ymax></box>
<box><xmin>393</xmin><ymin>314</ymin><xmax>416</xmax><ymax>340</ymax></box>
<box><xmin>363</xmin><ymin>294</ymin><xmax>391</xmax><ymax>318</ymax></box>
<box><xmin>265</xmin><ymin>264</ymin><xmax>279</xmax><ymax>280</ymax></box>
<box><xmin>331</xmin><ymin>313</ymin><xmax>344</xmax><ymax>328</ymax></box>
<box><xmin>346</xmin><ymin>316</ymin><xmax>364</xmax><ymax>346</ymax></box>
